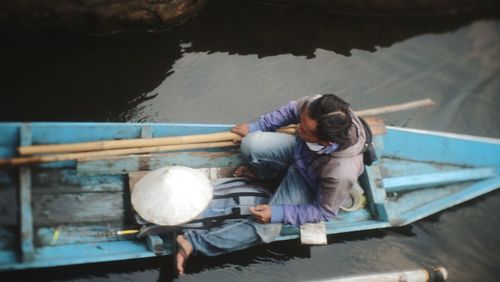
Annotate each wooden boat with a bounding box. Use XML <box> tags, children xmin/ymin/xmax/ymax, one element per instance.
<box><xmin>0</xmin><ymin>122</ymin><xmax>499</xmax><ymax>271</ymax></box>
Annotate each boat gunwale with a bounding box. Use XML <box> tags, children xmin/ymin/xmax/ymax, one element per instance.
<box><xmin>386</xmin><ymin>126</ymin><xmax>500</xmax><ymax>144</ymax></box>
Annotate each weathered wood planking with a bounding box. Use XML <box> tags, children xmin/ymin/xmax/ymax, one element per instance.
<box><xmin>36</xmin><ymin>224</ymin><xmax>130</xmax><ymax>247</ymax></box>
<box><xmin>19</xmin><ymin>124</ymin><xmax>34</xmax><ymax>262</ymax></box>
<box><xmin>383</xmin><ymin>167</ymin><xmax>497</xmax><ymax>193</ymax></box>
<box><xmin>32</xmin><ymin>169</ymin><xmax>125</xmax><ymax>194</ymax></box>
<box><xmin>0</xmin><ymin>171</ymin><xmax>18</xmax><ymax>225</ymax></box>
<box><xmin>389</xmin><ymin>176</ymin><xmax>500</xmax><ymax>226</ymax></box>
<box><xmin>32</xmin><ymin>193</ymin><xmax>125</xmax><ymax>225</ymax></box>
<box><xmin>78</xmin><ymin>151</ymin><xmax>243</xmax><ymax>175</ymax></box>
<box><xmin>383</xmin><ymin>126</ymin><xmax>500</xmax><ymax>167</ymax></box>
<box><xmin>0</xmin><ymin>227</ymin><xmax>16</xmax><ymax>250</ymax></box>
<box><xmin>378</xmin><ymin>157</ymin><xmax>464</xmax><ymax>178</ymax></box>
<box><xmin>28</xmin><ymin>123</ymin><xmax>232</xmax><ymax>146</ymax></box>
<box><xmin>385</xmin><ymin>182</ymin><xmax>466</xmax><ymax>224</ymax></box>
<box><xmin>362</xmin><ymin>165</ymin><xmax>389</xmax><ymax>222</ymax></box>
<box><xmin>278</xmin><ymin>208</ymin><xmax>382</xmax><ymax>240</ymax></box>
<box><xmin>30</xmin><ymin>168</ymin><xmax>126</xmax><ymax>227</ymax></box>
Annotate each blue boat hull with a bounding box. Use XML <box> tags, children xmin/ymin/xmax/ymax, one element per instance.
<box><xmin>0</xmin><ymin>122</ymin><xmax>499</xmax><ymax>271</ymax></box>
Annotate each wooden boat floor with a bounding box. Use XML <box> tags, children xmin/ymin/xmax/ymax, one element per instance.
<box><xmin>5</xmin><ymin>156</ymin><xmax>488</xmax><ymax>251</ymax></box>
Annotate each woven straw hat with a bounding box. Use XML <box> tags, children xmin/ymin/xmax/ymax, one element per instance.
<box><xmin>131</xmin><ymin>166</ymin><xmax>213</xmax><ymax>225</ymax></box>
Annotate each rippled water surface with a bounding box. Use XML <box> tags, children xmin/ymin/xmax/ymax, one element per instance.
<box><xmin>1</xmin><ymin>0</ymin><xmax>499</xmax><ymax>281</ymax></box>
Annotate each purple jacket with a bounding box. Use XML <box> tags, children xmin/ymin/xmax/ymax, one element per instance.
<box><xmin>248</xmin><ymin>96</ymin><xmax>366</xmax><ymax>226</ymax></box>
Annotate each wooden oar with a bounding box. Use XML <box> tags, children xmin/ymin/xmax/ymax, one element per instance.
<box><xmin>17</xmin><ymin>99</ymin><xmax>432</xmax><ymax>156</ymax></box>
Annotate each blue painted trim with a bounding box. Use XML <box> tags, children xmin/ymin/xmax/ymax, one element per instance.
<box><xmin>395</xmin><ymin>176</ymin><xmax>500</xmax><ymax>226</ymax></box>
<box><xmin>0</xmin><ymin>124</ymin><xmax>19</xmax><ymax>150</ymax></box>
<box><xmin>383</xmin><ymin>167</ymin><xmax>497</xmax><ymax>193</ymax></box>
<box><xmin>365</xmin><ymin>166</ymin><xmax>389</xmax><ymax>221</ymax></box>
<box><xmin>20</xmin><ymin>122</ymin><xmax>234</xmax><ymax>127</ymax></box>
<box><xmin>140</xmin><ymin>126</ymin><xmax>153</xmax><ymax>139</ymax></box>
<box><xmin>372</xmin><ymin>135</ymin><xmax>384</xmax><ymax>160</ymax></box>
<box><xmin>19</xmin><ymin>124</ymin><xmax>34</xmax><ymax>262</ymax></box>
<box><xmin>28</xmin><ymin>122</ymin><xmax>233</xmax><ymax>145</ymax></box>
<box><xmin>275</xmin><ymin>220</ymin><xmax>391</xmax><ymax>241</ymax></box>
<box><xmin>20</xmin><ymin>124</ymin><xmax>32</xmax><ymax>147</ymax></box>
<box><xmin>383</xmin><ymin>127</ymin><xmax>500</xmax><ymax>169</ymax></box>
<box><xmin>0</xmin><ymin>240</ymin><xmax>158</xmax><ymax>271</ymax></box>
<box><xmin>380</xmin><ymin>157</ymin><xmax>462</xmax><ymax>178</ymax></box>
<box><xmin>0</xmin><ymin>250</ymin><xmax>17</xmax><ymax>266</ymax></box>
<box><xmin>275</xmin><ymin>208</ymin><xmax>374</xmax><ymax>239</ymax></box>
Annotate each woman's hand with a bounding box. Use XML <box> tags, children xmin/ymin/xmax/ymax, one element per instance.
<box><xmin>250</xmin><ymin>204</ymin><xmax>271</xmax><ymax>223</ymax></box>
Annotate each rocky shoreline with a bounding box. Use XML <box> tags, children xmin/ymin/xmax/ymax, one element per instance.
<box><xmin>0</xmin><ymin>0</ymin><xmax>207</xmax><ymax>32</ymax></box>
<box><xmin>0</xmin><ymin>0</ymin><xmax>497</xmax><ymax>32</ymax></box>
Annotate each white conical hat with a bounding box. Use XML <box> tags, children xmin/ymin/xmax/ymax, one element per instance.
<box><xmin>131</xmin><ymin>166</ymin><xmax>213</xmax><ymax>226</ymax></box>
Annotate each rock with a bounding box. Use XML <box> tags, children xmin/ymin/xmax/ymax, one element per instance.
<box><xmin>0</xmin><ymin>0</ymin><xmax>207</xmax><ymax>32</ymax></box>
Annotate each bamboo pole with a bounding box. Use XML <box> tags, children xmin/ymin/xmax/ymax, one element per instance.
<box><xmin>356</xmin><ymin>98</ymin><xmax>435</xmax><ymax>117</ymax></box>
<box><xmin>327</xmin><ymin>266</ymin><xmax>447</xmax><ymax>282</ymax></box>
<box><xmin>19</xmin><ymin>131</ymin><xmax>241</xmax><ymax>156</ymax></box>
<box><xmin>1</xmin><ymin>141</ymin><xmax>237</xmax><ymax>167</ymax></box>
<box><xmin>17</xmin><ymin>99</ymin><xmax>432</xmax><ymax>156</ymax></box>
<box><xmin>3</xmin><ymin>126</ymin><xmax>388</xmax><ymax>167</ymax></box>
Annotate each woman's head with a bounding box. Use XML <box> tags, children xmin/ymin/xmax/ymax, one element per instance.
<box><xmin>297</xmin><ymin>94</ymin><xmax>352</xmax><ymax>147</ymax></box>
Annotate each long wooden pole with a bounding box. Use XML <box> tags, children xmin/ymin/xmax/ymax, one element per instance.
<box><xmin>18</xmin><ymin>131</ymin><xmax>241</xmax><ymax>156</ymax></box>
<box><xmin>0</xmin><ymin>118</ymin><xmax>388</xmax><ymax>167</ymax></box>
<box><xmin>1</xmin><ymin>141</ymin><xmax>237</xmax><ymax>167</ymax></box>
<box><xmin>327</xmin><ymin>266</ymin><xmax>447</xmax><ymax>282</ymax></box>
<box><xmin>17</xmin><ymin>99</ymin><xmax>432</xmax><ymax>156</ymax></box>
<box><xmin>355</xmin><ymin>98</ymin><xmax>434</xmax><ymax>117</ymax></box>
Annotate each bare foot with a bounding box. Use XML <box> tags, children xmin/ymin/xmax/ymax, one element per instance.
<box><xmin>176</xmin><ymin>234</ymin><xmax>193</xmax><ymax>276</ymax></box>
<box><xmin>233</xmin><ymin>166</ymin><xmax>258</xmax><ymax>180</ymax></box>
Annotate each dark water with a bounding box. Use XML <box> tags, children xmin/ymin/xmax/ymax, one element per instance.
<box><xmin>1</xmin><ymin>0</ymin><xmax>500</xmax><ymax>281</ymax></box>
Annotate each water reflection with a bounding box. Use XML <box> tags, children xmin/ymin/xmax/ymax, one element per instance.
<box><xmin>135</xmin><ymin>19</ymin><xmax>500</xmax><ymax>139</ymax></box>
<box><xmin>181</xmin><ymin>1</ymin><xmax>497</xmax><ymax>58</ymax></box>
<box><xmin>0</xmin><ymin>0</ymin><xmax>497</xmax><ymax>122</ymax></box>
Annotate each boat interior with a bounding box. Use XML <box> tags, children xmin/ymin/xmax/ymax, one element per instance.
<box><xmin>1</xmin><ymin>123</ymin><xmax>499</xmax><ymax>270</ymax></box>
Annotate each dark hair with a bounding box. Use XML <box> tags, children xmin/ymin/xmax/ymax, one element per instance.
<box><xmin>308</xmin><ymin>94</ymin><xmax>352</xmax><ymax>147</ymax></box>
